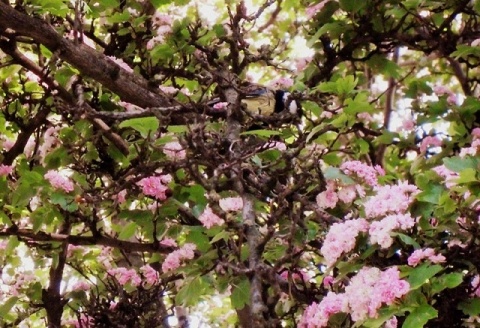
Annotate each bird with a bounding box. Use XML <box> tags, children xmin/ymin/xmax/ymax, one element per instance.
<box><xmin>208</xmin><ymin>84</ymin><xmax>302</xmax><ymax>119</ymax></box>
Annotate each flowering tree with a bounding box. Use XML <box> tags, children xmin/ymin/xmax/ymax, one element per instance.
<box><xmin>1</xmin><ymin>0</ymin><xmax>480</xmax><ymax>327</ymax></box>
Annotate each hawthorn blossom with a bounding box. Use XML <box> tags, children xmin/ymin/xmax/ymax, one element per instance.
<box><xmin>364</xmin><ymin>181</ymin><xmax>419</xmax><ymax>218</ymax></box>
<box><xmin>316</xmin><ymin>188</ymin><xmax>338</xmax><ymax>209</ymax></box>
<box><xmin>163</xmin><ymin>141</ymin><xmax>186</xmax><ymax>160</ymax></box>
<box><xmin>159</xmin><ymin>85</ymin><xmax>178</xmax><ymax>95</ymax></box>
<box><xmin>159</xmin><ymin>237</ymin><xmax>177</xmax><ymax>247</ymax></box>
<box><xmin>459</xmin><ymin>138</ymin><xmax>480</xmax><ymax>158</ymax></box>
<box><xmin>295</xmin><ymin>56</ymin><xmax>312</xmax><ymax>72</ymax></box>
<box><xmin>369</xmin><ymin>213</ymin><xmax>416</xmax><ymax>248</ymax></box>
<box><xmin>407</xmin><ymin>248</ymin><xmax>446</xmax><ymax>267</ymax></box>
<box><xmin>162</xmin><ymin>243</ymin><xmax>196</xmax><ymax>272</ymax></box>
<box><xmin>107</xmin><ymin>56</ymin><xmax>133</xmax><ymax>73</ymax></box>
<box><xmin>198</xmin><ymin>206</ymin><xmax>225</xmax><ymax>228</ymax></box>
<box><xmin>212</xmin><ymin>102</ymin><xmax>228</xmax><ymax>111</ymax></box>
<box><xmin>337</xmin><ymin>185</ymin><xmax>357</xmax><ymax>204</ymax></box>
<box><xmin>136</xmin><ymin>175</ymin><xmax>170</xmax><ymax>200</ymax></box>
<box><xmin>107</xmin><ymin>267</ymin><xmax>141</xmax><ymax>286</ymax></box>
<box><xmin>385</xmin><ymin>316</ymin><xmax>398</xmax><ymax>328</ymax></box>
<box><xmin>219</xmin><ymin>197</ymin><xmax>243</xmax><ymax>212</ymax></box>
<box><xmin>471</xmin><ymin>275</ymin><xmax>480</xmax><ymax>297</ymax></box>
<box><xmin>0</xmin><ymin>164</ymin><xmax>13</xmax><ymax>176</ymax></box>
<box><xmin>320</xmin><ymin>218</ymin><xmax>369</xmax><ymax>267</ymax></box>
<box><xmin>44</xmin><ymin>170</ymin><xmax>75</xmax><ymax>192</ymax></box>
<box><xmin>2</xmin><ymin>139</ymin><xmax>14</xmax><ymax>151</ymax></box>
<box><xmin>140</xmin><ymin>265</ymin><xmax>158</xmax><ymax>285</ymax></box>
<box><xmin>323</xmin><ymin>275</ymin><xmax>334</xmax><ymax>288</ymax></box>
<box><xmin>432</xmin><ymin>164</ymin><xmax>458</xmax><ymax>188</ymax></box>
<box><xmin>401</xmin><ymin>118</ymin><xmax>416</xmax><ymax>131</ymax></box>
<box><xmin>340</xmin><ymin>160</ymin><xmax>384</xmax><ymax>187</ymax></box>
<box><xmin>268</xmin><ymin>77</ymin><xmax>294</xmax><ymax>89</ymax></box>
<box><xmin>114</xmin><ymin>189</ymin><xmax>127</xmax><ymax>204</ymax></box>
<box><xmin>71</xmin><ymin>281</ymin><xmax>90</xmax><ymax>292</ymax></box>
<box><xmin>420</xmin><ymin>135</ymin><xmax>442</xmax><ymax>153</ymax></box>
<box><xmin>345</xmin><ymin>267</ymin><xmax>410</xmax><ymax>322</ymax></box>
<box><xmin>298</xmin><ymin>292</ymin><xmax>348</xmax><ymax>328</ymax></box>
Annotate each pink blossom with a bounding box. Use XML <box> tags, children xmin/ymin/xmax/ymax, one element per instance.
<box><xmin>268</xmin><ymin>77</ymin><xmax>294</xmax><ymax>89</ymax></box>
<box><xmin>266</xmin><ymin>140</ymin><xmax>287</xmax><ymax>151</ymax></box>
<box><xmin>323</xmin><ymin>276</ymin><xmax>334</xmax><ymax>288</ymax></box>
<box><xmin>39</xmin><ymin>126</ymin><xmax>60</xmax><ymax>163</ymax></box>
<box><xmin>402</xmin><ymin>119</ymin><xmax>416</xmax><ymax>131</ymax></box>
<box><xmin>420</xmin><ymin>136</ymin><xmax>442</xmax><ymax>153</ymax></box>
<box><xmin>337</xmin><ymin>185</ymin><xmax>357</xmax><ymax>203</ymax></box>
<box><xmin>459</xmin><ymin>138</ymin><xmax>480</xmax><ymax>158</ymax></box>
<box><xmin>159</xmin><ymin>85</ymin><xmax>178</xmax><ymax>95</ymax></box>
<box><xmin>2</xmin><ymin>139</ymin><xmax>14</xmax><ymax>151</ymax></box>
<box><xmin>159</xmin><ymin>237</ymin><xmax>177</xmax><ymax>247</ymax></box>
<box><xmin>316</xmin><ymin>183</ymin><xmax>338</xmax><ymax>209</ymax></box>
<box><xmin>279</xmin><ymin>270</ymin><xmax>310</xmax><ymax>282</ymax></box>
<box><xmin>113</xmin><ymin>189</ymin><xmax>127</xmax><ymax>204</ymax></box>
<box><xmin>472</xmin><ymin>128</ymin><xmax>480</xmax><ymax>139</ymax></box>
<box><xmin>0</xmin><ymin>164</ymin><xmax>13</xmax><ymax>176</ymax></box>
<box><xmin>385</xmin><ymin>316</ymin><xmax>398</xmax><ymax>328</ymax></box>
<box><xmin>340</xmin><ymin>160</ymin><xmax>384</xmax><ymax>187</ymax></box>
<box><xmin>152</xmin><ymin>12</ymin><xmax>173</xmax><ymax>26</ymax></box>
<box><xmin>432</xmin><ymin>164</ymin><xmax>458</xmax><ymax>188</ymax></box>
<box><xmin>298</xmin><ymin>292</ymin><xmax>348</xmax><ymax>328</ymax></box>
<box><xmin>136</xmin><ymin>176</ymin><xmax>170</xmax><ymax>200</ymax></box>
<box><xmin>407</xmin><ymin>248</ymin><xmax>446</xmax><ymax>267</ymax></box>
<box><xmin>320</xmin><ymin>218</ymin><xmax>369</xmax><ymax>267</ymax></box>
<box><xmin>212</xmin><ymin>102</ymin><xmax>228</xmax><ymax>110</ymax></box>
<box><xmin>219</xmin><ymin>197</ymin><xmax>243</xmax><ymax>212</ymax></box>
<box><xmin>44</xmin><ymin>170</ymin><xmax>75</xmax><ymax>192</ymax></box>
<box><xmin>364</xmin><ymin>181</ymin><xmax>419</xmax><ymax>218</ymax></box>
<box><xmin>140</xmin><ymin>265</ymin><xmax>158</xmax><ymax>285</ymax></box>
<box><xmin>119</xmin><ymin>101</ymin><xmax>138</xmax><ymax>112</ymax></box>
<box><xmin>71</xmin><ymin>281</ymin><xmax>90</xmax><ymax>292</ymax></box>
<box><xmin>163</xmin><ymin>141</ymin><xmax>186</xmax><ymax>160</ymax></box>
<box><xmin>162</xmin><ymin>243</ymin><xmax>196</xmax><ymax>272</ymax></box>
<box><xmin>198</xmin><ymin>206</ymin><xmax>225</xmax><ymax>228</ymax></box>
<box><xmin>107</xmin><ymin>56</ymin><xmax>133</xmax><ymax>73</ymax></box>
<box><xmin>67</xmin><ymin>244</ymin><xmax>85</xmax><ymax>257</ymax></box>
<box><xmin>369</xmin><ymin>213</ymin><xmax>416</xmax><ymax>248</ymax></box>
<box><xmin>295</xmin><ymin>56</ymin><xmax>312</xmax><ymax>72</ymax></box>
<box><xmin>471</xmin><ymin>275</ymin><xmax>480</xmax><ymax>297</ymax></box>
<box><xmin>357</xmin><ymin>112</ymin><xmax>373</xmax><ymax>122</ymax></box>
<box><xmin>345</xmin><ymin>267</ymin><xmax>410</xmax><ymax>321</ymax></box>
<box><xmin>107</xmin><ymin>267</ymin><xmax>141</xmax><ymax>286</ymax></box>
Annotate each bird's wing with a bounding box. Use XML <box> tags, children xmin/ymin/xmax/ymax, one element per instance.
<box><xmin>242</xmin><ymin>88</ymin><xmax>276</xmax><ymax>116</ymax></box>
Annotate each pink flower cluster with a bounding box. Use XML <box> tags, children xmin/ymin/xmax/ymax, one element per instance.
<box><xmin>198</xmin><ymin>206</ymin><xmax>225</xmax><ymax>228</ymax></box>
<box><xmin>316</xmin><ymin>183</ymin><xmax>338</xmax><ymax>209</ymax></box>
<box><xmin>219</xmin><ymin>197</ymin><xmax>243</xmax><ymax>212</ymax></box>
<box><xmin>407</xmin><ymin>248</ymin><xmax>446</xmax><ymax>267</ymax></box>
<box><xmin>298</xmin><ymin>292</ymin><xmax>348</xmax><ymax>328</ymax></box>
<box><xmin>320</xmin><ymin>218</ymin><xmax>369</xmax><ymax>267</ymax></box>
<box><xmin>299</xmin><ymin>267</ymin><xmax>409</xmax><ymax>327</ymax></box>
<box><xmin>147</xmin><ymin>12</ymin><xmax>173</xmax><ymax>50</ymax></box>
<box><xmin>140</xmin><ymin>265</ymin><xmax>159</xmax><ymax>285</ymax></box>
<box><xmin>340</xmin><ymin>160</ymin><xmax>385</xmax><ymax>187</ymax></box>
<box><xmin>159</xmin><ymin>237</ymin><xmax>177</xmax><ymax>247</ymax></box>
<box><xmin>364</xmin><ymin>181</ymin><xmax>419</xmax><ymax>218</ymax></box>
<box><xmin>433</xmin><ymin>85</ymin><xmax>457</xmax><ymax>105</ymax></box>
<box><xmin>163</xmin><ymin>141</ymin><xmax>186</xmax><ymax>160</ymax></box>
<box><xmin>162</xmin><ymin>243</ymin><xmax>196</xmax><ymax>272</ymax></box>
<box><xmin>420</xmin><ymin>136</ymin><xmax>442</xmax><ymax>153</ymax></box>
<box><xmin>268</xmin><ymin>77</ymin><xmax>294</xmax><ymax>89</ymax></box>
<box><xmin>44</xmin><ymin>170</ymin><xmax>75</xmax><ymax>192</ymax></box>
<box><xmin>316</xmin><ymin>181</ymin><xmax>362</xmax><ymax>209</ymax></box>
<box><xmin>107</xmin><ymin>267</ymin><xmax>141</xmax><ymax>286</ymax></box>
<box><xmin>369</xmin><ymin>213</ymin><xmax>416</xmax><ymax>248</ymax></box>
<box><xmin>432</xmin><ymin>165</ymin><xmax>458</xmax><ymax>188</ymax></box>
<box><xmin>136</xmin><ymin>175</ymin><xmax>171</xmax><ymax>200</ymax></box>
<box><xmin>71</xmin><ymin>281</ymin><xmax>91</xmax><ymax>292</ymax></box>
<box><xmin>0</xmin><ymin>164</ymin><xmax>13</xmax><ymax>176</ymax></box>
<box><xmin>212</xmin><ymin>102</ymin><xmax>228</xmax><ymax>111</ymax></box>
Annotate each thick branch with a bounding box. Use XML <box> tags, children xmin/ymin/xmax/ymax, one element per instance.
<box><xmin>0</xmin><ymin>2</ymin><xmax>171</xmax><ymax>109</ymax></box>
<box><xmin>0</xmin><ymin>228</ymin><xmax>173</xmax><ymax>253</ymax></box>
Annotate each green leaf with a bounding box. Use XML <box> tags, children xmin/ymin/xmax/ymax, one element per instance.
<box><xmin>176</xmin><ymin>276</ymin><xmax>208</xmax><ymax>306</ymax></box>
<box><xmin>403</xmin><ymin>304</ymin><xmax>438</xmax><ymax>328</ymax></box>
<box><xmin>210</xmin><ymin>230</ymin><xmax>230</xmax><ymax>244</ymax></box>
<box><xmin>431</xmin><ymin>272</ymin><xmax>463</xmax><ymax>294</ymax></box>
<box><xmin>458</xmin><ymin>298</ymin><xmax>480</xmax><ymax>316</ymax></box>
<box><xmin>118</xmin><ymin>222</ymin><xmax>138</xmax><ymax>240</ymax></box>
<box><xmin>241</xmin><ymin>129</ymin><xmax>282</xmax><ymax>137</ymax></box>
<box><xmin>324</xmin><ymin>167</ymin><xmax>355</xmax><ymax>184</ymax></box>
<box><xmin>443</xmin><ymin>156</ymin><xmax>479</xmax><ymax>172</ymax></box>
<box><xmin>416</xmin><ymin>185</ymin><xmax>443</xmax><ymax>204</ymax></box>
<box><xmin>407</xmin><ymin>263</ymin><xmax>443</xmax><ymax>290</ymax></box>
<box><xmin>0</xmin><ymin>296</ymin><xmax>18</xmax><ymax>317</ymax></box>
<box><xmin>119</xmin><ymin>117</ymin><xmax>159</xmax><ymax>138</ymax></box>
<box><xmin>394</xmin><ymin>233</ymin><xmax>421</xmax><ymax>248</ymax></box>
<box><xmin>230</xmin><ymin>278</ymin><xmax>251</xmax><ymax>309</ymax></box>
<box><xmin>457</xmin><ymin>168</ymin><xmax>478</xmax><ymax>183</ymax></box>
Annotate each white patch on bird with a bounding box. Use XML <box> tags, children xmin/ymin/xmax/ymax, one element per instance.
<box><xmin>283</xmin><ymin>92</ymin><xmax>298</xmax><ymax>114</ymax></box>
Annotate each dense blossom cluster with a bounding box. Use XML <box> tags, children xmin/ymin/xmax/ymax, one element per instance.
<box><xmin>198</xmin><ymin>206</ymin><xmax>225</xmax><ymax>228</ymax></box>
<box><xmin>407</xmin><ymin>248</ymin><xmax>446</xmax><ymax>267</ymax></box>
<box><xmin>44</xmin><ymin>170</ymin><xmax>75</xmax><ymax>192</ymax></box>
<box><xmin>299</xmin><ymin>267</ymin><xmax>408</xmax><ymax>327</ymax></box>
<box><xmin>219</xmin><ymin>197</ymin><xmax>243</xmax><ymax>212</ymax></box>
<box><xmin>163</xmin><ymin>141</ymin><xmax>186</xmax><ymax>160</ymax></box>
<box><xmin>363</xmin><ymin>181</ymin><xmax>419</xmax><ymax>218</ymax></box>
<box><xmin>369</xmin><ymin>213</ymin><xmax>416</xmax><ymax>248</ymax></box>
<box><xmin>136</xmin><ymin>175</ymin><xmax>171</xmax><ymax>200</ymax></box>
<box><xmin>340</xmin><ymin>160</ymin><xmax>385</xmax><ymax>187</ymax></box>
<box><xmin>162</xmin><ymin>243</ymin><xmax>196</xmax><ymax>272</ymax></box>
<box><xmin>107</xmin><ymin>267</ymin><xmax>141</xmax><ymax>287</ymax></box>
